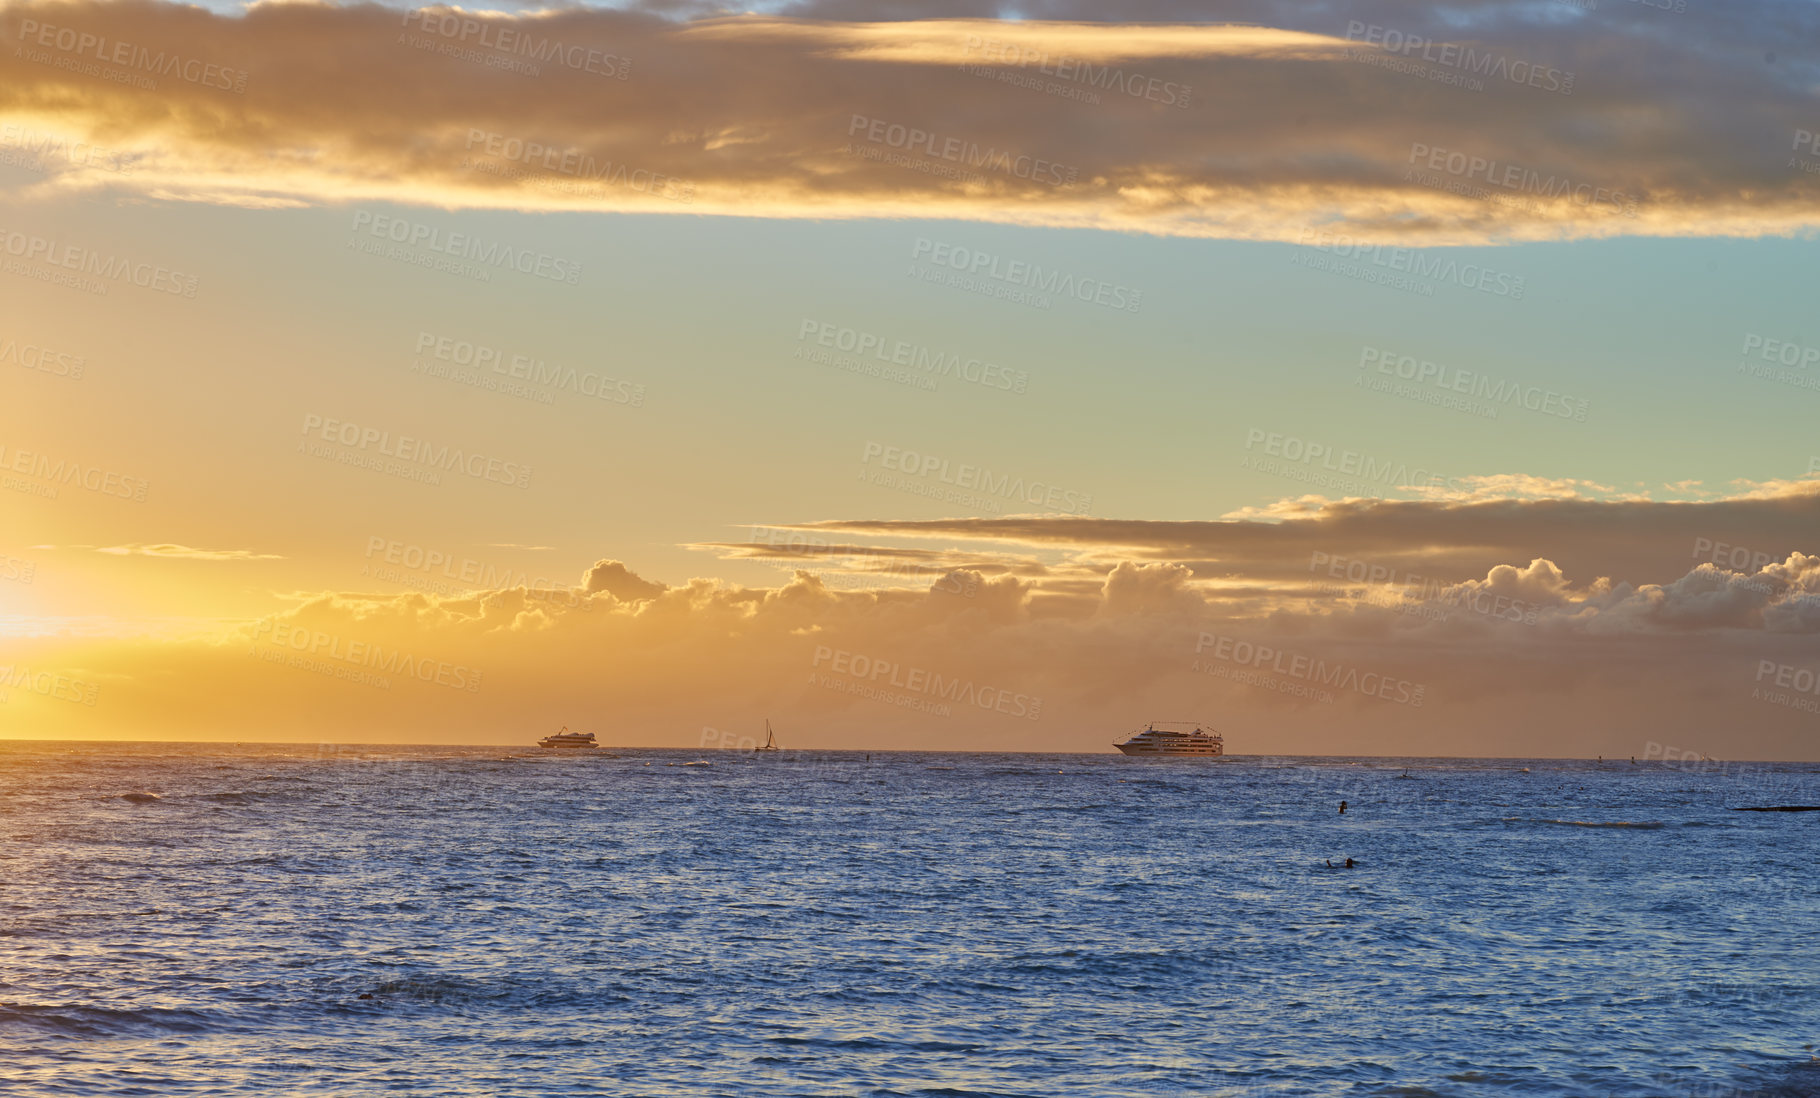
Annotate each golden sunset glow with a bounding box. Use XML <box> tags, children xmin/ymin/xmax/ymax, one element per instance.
<box><xmin>4</xmin><ymin>0</ymin><xmax>1820</xmax><ymax>758</ymax></box>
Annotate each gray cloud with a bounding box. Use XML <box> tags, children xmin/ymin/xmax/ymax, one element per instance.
<box><xmin>794</xmin><ymin>481</ymin><xmax>1820</xmax><ymax>592</ymax></box>
<box><xmin>2</xmin><ymin>0</ymin><xmax>1816</xmax><ymax>241</ymax></box>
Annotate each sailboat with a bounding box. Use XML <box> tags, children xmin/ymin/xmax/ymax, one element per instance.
<box><xmin>755</xmin><ymin>719</ymin><xmax>780</xmax><ymax>752</ymax></box>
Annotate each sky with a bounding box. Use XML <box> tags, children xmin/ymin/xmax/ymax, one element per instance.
<box><xmin>1</xmin><ymin>0</ymin><xmax>1818</xmax><ymax>756</ymax></box>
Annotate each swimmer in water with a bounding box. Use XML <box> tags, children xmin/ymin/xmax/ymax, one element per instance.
<box><xmin>1339</xmin><ymin>800</ymin><xmax>1348</xmax><ymax>815</ymax></box>
<box><xmin>1345</xmin><ymin>857</ymin><xmax>1354</xmax><ymax>868</ymax></box>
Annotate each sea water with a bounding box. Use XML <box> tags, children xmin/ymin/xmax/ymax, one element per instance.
<box><xmin>2</xmin><ymin>742</ymin><xmax>1818</xmax><ymax>1097</ymax></box>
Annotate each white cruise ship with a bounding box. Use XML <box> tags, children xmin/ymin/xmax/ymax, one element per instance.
<box><xmin>538</xmin><ymin>727</ymin><xmax>597</xmax><ymax>748</ymax></box>
<box><xmin>1114</xmin><ymin>722</ymin><xmax>1224</xmax><ymax>756</ymax></box>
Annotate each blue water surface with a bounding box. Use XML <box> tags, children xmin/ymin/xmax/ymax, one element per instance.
<box><xmin>2</xmin><ymin>742</ymin><xmax>1817</xmax><ymax>1097</ymax></box>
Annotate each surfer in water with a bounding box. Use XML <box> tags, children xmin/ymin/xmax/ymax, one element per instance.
<box><xmin>1324</xmin><ymin>858</ymin><xmax>1357</xmax><ymax>869</ymax></box>
<box><xmin>1339</xmin><ymin>800</ymin><xmax>1348</xmax><ymax>815</ymax></box>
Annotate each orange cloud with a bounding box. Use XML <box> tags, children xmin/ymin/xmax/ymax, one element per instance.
<box><xmin>3</xmin><ymin>0</ymin><xmax>1818</xmax><ymax>242</ymax></box>
<box><xmin>93</xmin><ymin>543</ymin><xmax>284</xmax><ymax>560</ymax></box>
<box><xmin>8</xmin><ymin>482</ymin><xmax>1820</xmax><ymax>758</ymax></box>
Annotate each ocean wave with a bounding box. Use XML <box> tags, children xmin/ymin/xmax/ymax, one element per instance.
<box><xmin>1506</xmin><ymin>817</ymin><xmax>1666</xmax><ymax>829</ymax></box>
<box><xmin>0</xmin><ymin>1002</ymin><xmax>228</xmax><ymax>1038</ymax></box>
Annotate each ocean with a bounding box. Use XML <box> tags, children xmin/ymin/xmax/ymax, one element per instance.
<box><xmin>2</xmin><ymin>741</ymin><xmax>1817</xmax><ymax>1097</ymax></box>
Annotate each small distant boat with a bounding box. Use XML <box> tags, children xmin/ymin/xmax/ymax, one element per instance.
<box><xmin>755</xmin><ymin>719</ymin><xmax>780</xmax><ymax>752</ymax></box>
<box><xmin>1114</xmin><ymin>722</ymin><xmax>1224</xmax><ymax>756</ymax></box>
<box><xmin>538</xmin><ymin>727</ymin><xmax>597</xmax><ymax>749</ymax></box>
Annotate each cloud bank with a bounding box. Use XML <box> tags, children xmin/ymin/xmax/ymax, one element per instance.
<box><xmin>10</xmin><ymin>484</ymin><xmax>1820</xmax><ymax>757</ymax></box>
<box><xmin>3</xmin><ymin>0</ymin><xmax>1819</xmax><ymax>241</ymax></box>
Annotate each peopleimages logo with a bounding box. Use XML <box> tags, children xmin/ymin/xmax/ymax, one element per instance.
<box><xmin>1296</xmin><ymin>229</ymin><xmax>1526</xmax><ymax>299</ymax></box>
<box><xmin>300</xmin><ymin>414</ymin><xmax>533</xmax><ymax>489</ymax></box>
<box><xmin>1741</xmin><ymin>333</ymin><xmax>1820</xmax><ymax>369</ymax></box>
<box><xmin>0</xmin><ymin>124</ymin><xmax>135</xmax><ymax>175</ymax></box>
<box><xmin>1195</xmin><ymin>633</ymin><xmax>1426</xmax><ymax>706</ymax></box>
<box><xmin>1642</xmin><ymin>742</ymin><xmax>1754</xmax><ymax>777</ymax></box>
<box><xmin>248</xmin><ymin>620</ymin><xmax>483</xmax><ymax>693</ymax></box>
<box><xmin>413</xmin><ymin>332</ymin><xmax>645</xmax><ymax>407</ymax></box>
<box><xmin>1756</xmin><ymin>660</ymin><xmax>1820</xmax><ymax>697</ymax></box>
<box><xmin>1358</xmin><ymin>347</ymin><xmax>1588</xmax><ymax>421</ymax></box>
<box><xmin>847</xmin><ymin>115</ymin><xmax>1078</xmax><ymax>187</ymax></box>
<box><xmin>960</xmin><ymin>35</ymin><xmax>1192</xmax><ymax>108</ymax></box>
<box><xmin>1406</xmin><ymin>143</ymin><xmax>1637</xmax><ymax>217</ymax></box>
<box><xmin>1691</xmin><ymin>537</ymin><xmax>1785</xmax><ymax>576</ymax></box>
<box><xmin>1345</xmin><ymin>22</ymin><xmax>1573</xmax><ymax>94</ymax></box>
<box><xmin>463</xmin><ymin>130</ymin><xmax>693</xmax><ymax>203</ymax></box>
<box><xmin>1734</xmin><ymin>333</ymin><xmax>1820</xmax><ymax>395</ymax></box>
<box><xmin>0</xmin><ymin>228</ymin><xmax>200</xmax><ymax>297</ymax></box>
<box><xmin>1308</xmin><ymin>551</ymin><xmax>1540</xmax><ymax>626</ymax></box>
<box><xmin>910</xmin><ymin>238</ymin><xmax>1142</xmax><ymax>313</ymax></box>
<box><xmin>399</xmin><ymin>9</ymin><xmax>631</xmax><ymax>78</ymax></box>
<box><xmin>861</xmin><ymin>441</ymin><xmax>1091</xmax><ymax>516</ymax></box>
<box><xmin>745</xmin><ymin>526</ymin><xmax>982</xmax><ymax>598</ymax></box>
<box><xmin>348</xmin><ymin>212</ymin><xmax>583</xmax><ymax>285</ymax></box>
<box><xmin>362</xmin><ymin>536</ymin><xmax>592</xmax><ymax>609</ymax></box>
<box><xmin>1243</xmin><ymin>428</ymin><xmax>1462</xmax><ymax>494</ymax></box>
<box><xmin>0</xmin><ymin>555</ymin><xmax>35</xmax><ymax>584</ymax></box>
<box><xmin>0</xmin><ymin>337</ymin><xmax>85</xmax><ymax>379</ymax></box>
<box><xmin>811</xmin><ymin>645</ymin><xmax>1042</xmax><ymax>720</ymax></box>
<box><xmin>14</xmin><ymin>17</ymin><xmax>250</xmax><ymax>93</ymax></box>
<box><xmin>0</xmin><ymin>442</ymin><xmax>149</xmax><ymax>501</ymax></box>
<box><xmin>0</xmin><ymin>665</ymin><xmax>99</xmax><ymax>706</ymax></box>
<box><xmin>1753</xmin><ymin>659</ymin><xmax>1820</xmax><ymax>715</ymax></box>
<box><xmin>795</xmin><ymin>319</ymin><xmax>1029</xmax><ymax>393</ymax></box>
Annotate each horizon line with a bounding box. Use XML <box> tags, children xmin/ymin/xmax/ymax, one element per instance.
<box><xmin>0</xmin><ymin>737</ymin><xmax>1803</xmax><ymax>765</ymax></box>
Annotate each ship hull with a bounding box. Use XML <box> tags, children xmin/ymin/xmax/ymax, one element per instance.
<box><xmin>1115</xmin><ymin>744</ymin><xmax>1223</xmax><ymax>756</ymax></box>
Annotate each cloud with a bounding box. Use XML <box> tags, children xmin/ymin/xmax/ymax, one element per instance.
<box><xmin>794</xmin><ymin>479</ymin><xmax>1820</xmax><ymax>593</ymax></box>
<box><xmin>3</xmin><ymin>0</ymin><xmax>1819</xmax><ymax>242</ymax></box>
<box><xmin>693</xmin><ymin>537</ymin><xmax>1049</xmax><ymax>583</ymax></box>
<box><xmin>10</xmin><ymin>483</ymin><xmax>1820</xmax><ymax>757</ymax></box>
<box><xmin>1395</xmin><ymin>475</ymin><xmax>1633</xmax><ymax>503</ymax></box>
<box><xmin>93</xmin><ymin>543</ymin><xmax>285</xmax><ymax>560</ymax></box>
<box><xmin>583</xmin><ymin>558</ymin><xmax>668</xmax><ymax>601</ymax></box>
<box><xmin>1213</xmin><ymin>475</ymin><xmax>1645</xmax><ymax>520</ymax></box>
<box><xmin>1100</xmin><ymin>560</ymin><xmax>1205</xmax><ymax>616</ymax></box>
<box><xmin>680</xmin><ymin>18</ymin><xmax>1350</xmax><ymax>64</ymax></box>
